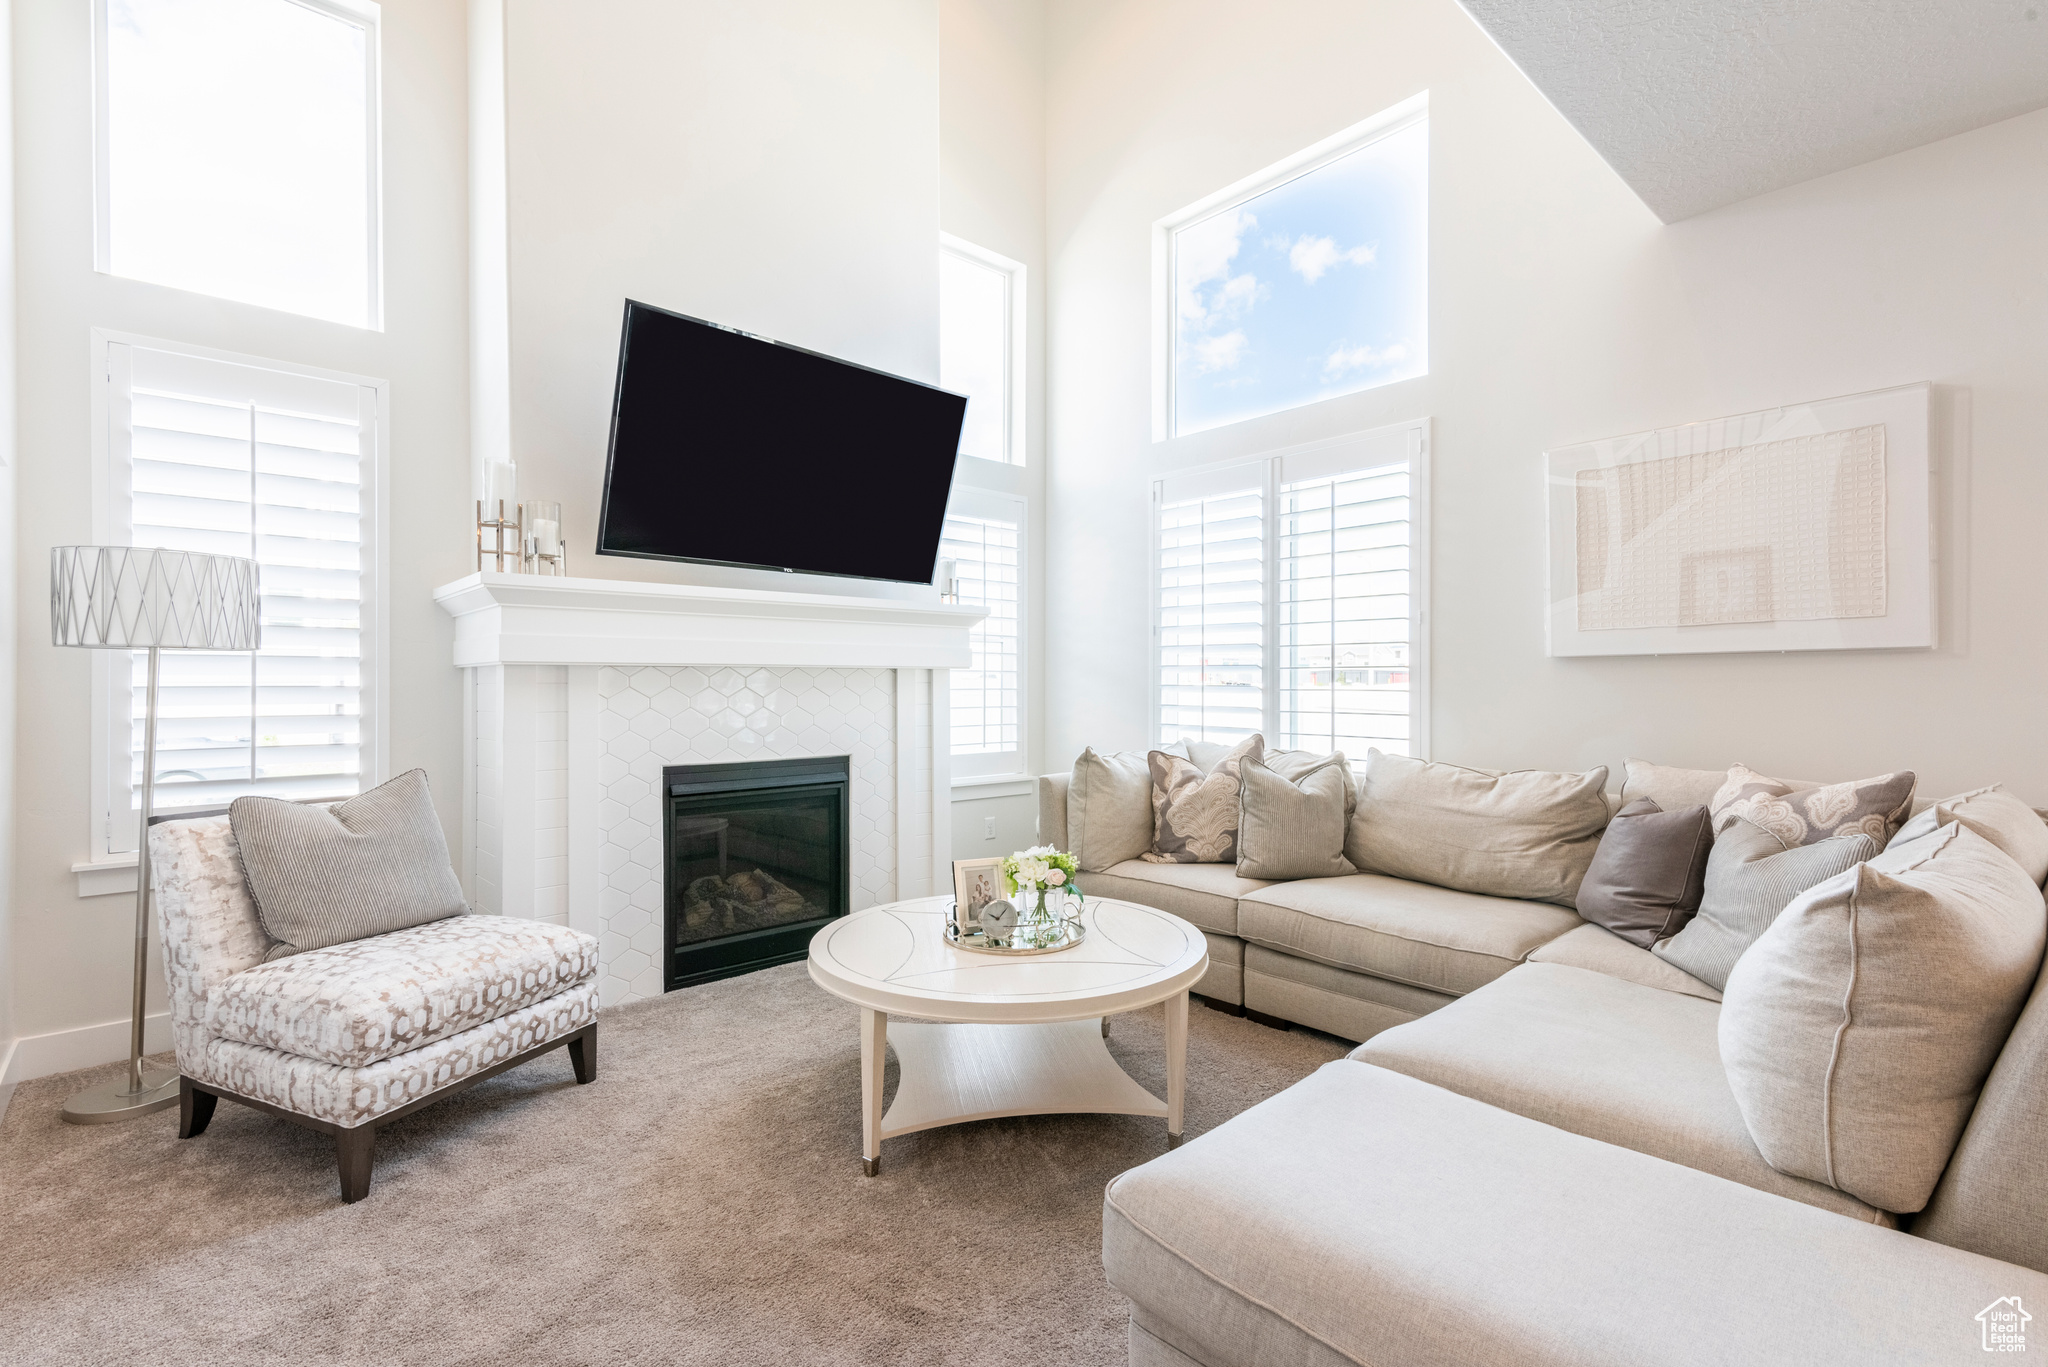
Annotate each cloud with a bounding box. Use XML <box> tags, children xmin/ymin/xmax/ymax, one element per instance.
<box><xmin>1287</xmin><ymin>234</ymin><xmax>1376</xmax><ymax>284</ymax></box>
<box><xmin>1194</xmin><ymin>330</ymin><xmax>1250</xmax><ymax>373</ymax></box>
<box><xmin>1323</xmin><ymin>342</ymin><xmax>1408</xmax><ymax>378</ymax></box>
<box><xmin>1215</xmin><ymin>272</ymin><xmax>1262</xmax><ymax>315</ymax></box>
<box><xmin>1176</xmin><ymin>208</ymin><xmax>1258</xmax><ymax>322</ymax></box>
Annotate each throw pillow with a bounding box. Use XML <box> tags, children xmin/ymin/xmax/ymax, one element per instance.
<box><xmin>231</xmin><ymin>768</ymin><xmax>468</xmax><ymax>961</ymax></box>
<box><xmin>1142</xmin><ymin>735</ymin><xmax>1263</xmax><ymax>864</ymax></box>
<box><xmin>1236</xmin><ymin>753</ymin><xmax>1352</xmax><ymax>880</ymax></box>
<box><xmin>1890</xmin><ymin>785</ymin><xmax>2048</xmax><ymax>888</ymax></box>
<box><xmin>1069</xmin><ymin>742</ymin><xmax>1189</xmax><ymax>872</ymax></box>
<box><xmin>1574</xmin><ymin>798</ymin><xmax>1713</xmax><ymax>948</ymax></box>
<box><xmin>1710</xmin><ymin>762</ymin><xmax>1916</xmax><ymax>845</ymax></box>
<box><xmin>1720</xmin><ymin>822</ymin><xmax>2048</xmax><ymax>1214</ymax></box>
<box><xmin>1652</xmin><ymin>817</ymin><xmax>1881</xmax><ymax>990</ymax></box>
<box><xmin>1343</xmin><ymin>750</ymin><xmax>1610</xmax><ymax>906</ymax></box>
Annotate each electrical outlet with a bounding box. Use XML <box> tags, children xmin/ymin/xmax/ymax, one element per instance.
<box><xmin>984</xmin><ymin>817</ymin><xmax>996</xmax><ymax>842</ymax></box>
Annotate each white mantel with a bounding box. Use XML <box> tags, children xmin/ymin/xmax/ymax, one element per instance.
<box><xmin>432</xmin><ymin>571</ymin><xmax>986</xmax><ymax>669</ymax></box>
<box><xmin>433</xmin><ymin>572</ymin><xmax>985</xmax><ymax>1007</ymax></box>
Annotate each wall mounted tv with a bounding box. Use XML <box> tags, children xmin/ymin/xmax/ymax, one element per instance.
<box><xmin>596</xmin><ymin>300</ymin><xmax>967</xmax><ymax>586</ymax></box>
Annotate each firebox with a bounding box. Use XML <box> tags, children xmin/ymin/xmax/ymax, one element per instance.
<box><xmin>663</xmin><ymin>755</ymin><xmax>851</xmax><ymax>991</ymax></box>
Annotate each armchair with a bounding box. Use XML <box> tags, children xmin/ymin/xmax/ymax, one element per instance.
<box><xmin>151</xmin><ymin>812</ymin><xmax>600</xmax><ymax>1202</ymax></box>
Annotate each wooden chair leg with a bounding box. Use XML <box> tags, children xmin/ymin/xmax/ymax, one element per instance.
<box><xmin>336</xmin><ymin>1126</ymin><xmax>376</xmax><ymax>1203</ymax></box>
<box><xmin>568</xmin><ymin>1026</ymin><xmax>597</xmax><ymax>1084</ymax></box>
<box><xmin>178</xmin><ymin>1077</ymin><xmax>217</xmax><ymax>1139</ymax></box>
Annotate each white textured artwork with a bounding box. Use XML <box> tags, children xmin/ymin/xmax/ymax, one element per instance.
<box><xmin>1544</xmin><ymin>383</ymin><xmax>1934</xmax><ymax>657</ymax></box>
<box><xmin>1574</xmin><ymin>425</ymin><xmax>1888</xmax><ymax>631</ymax></box>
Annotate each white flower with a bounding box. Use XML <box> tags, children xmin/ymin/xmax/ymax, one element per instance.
<box><xmin>1016</xmin><ymin>858</ymin><xmax>1049</xmax><ymax>887</ymax></box>
<box><xmin>1047</xmin><ymin>868</ymin><xmax>1066</xmax><ymax>886</ymax></box>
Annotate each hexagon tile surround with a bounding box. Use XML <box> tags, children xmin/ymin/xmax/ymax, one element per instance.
<box><xmin>595</xmin><ymin>666</ymin><xmax>898</xmax><ymax>1007</ymax></box>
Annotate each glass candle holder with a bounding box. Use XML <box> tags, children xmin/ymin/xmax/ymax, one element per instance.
<box><xmin>523</xmin><ymin>500</ymin><xmax>564</xmax><ymax>575</ymax></box>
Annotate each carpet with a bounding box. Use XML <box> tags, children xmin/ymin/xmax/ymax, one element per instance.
<box><xmin>0</xmin><ymin>964</ymin><xmax>1346</xmax><ymax>1366</ymax></box>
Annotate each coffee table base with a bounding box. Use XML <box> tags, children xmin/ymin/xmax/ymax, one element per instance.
<box><xmin>858</xmin><ymin>995</ymin><xmax>1189</xmax><ymax>1174</ymax></box>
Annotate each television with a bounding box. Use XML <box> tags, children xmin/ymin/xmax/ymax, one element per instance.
<box><xmin>597</xmin><ymin>300</ymin><xmax>968</xmax><ymax>586</ymax></box>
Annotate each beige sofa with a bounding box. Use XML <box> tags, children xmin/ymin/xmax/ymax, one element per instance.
<box><xmin>1045</xmin><ymin>755</ymin><xmax>2048</xmax><ymax>1365</ymax></box>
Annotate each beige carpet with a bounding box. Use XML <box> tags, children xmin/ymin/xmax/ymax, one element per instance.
<box><xmin>0</xmin><ymin>964</ymin><xmax>1346</xmax><ymax>1366</ymax></box>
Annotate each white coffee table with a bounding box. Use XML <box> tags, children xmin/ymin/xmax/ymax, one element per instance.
<box><xmin>807</xmin><ymin>895</ymin><xmax>1209</xmax><ymax>1174</ymax></box>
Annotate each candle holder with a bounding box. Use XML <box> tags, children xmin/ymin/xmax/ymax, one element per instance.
<box><xmin>523</xmin><ymin>500</ymin><xmax>566</xmax><ymax>577</ymax></box>
<box><xmin>477</xmin><ymin>499</ymin><xmax>523</xmax><ymax>573</ymax></box>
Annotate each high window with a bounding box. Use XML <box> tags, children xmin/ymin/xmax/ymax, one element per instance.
<box><xmin>97</xmin><ymin>0</ymin><xmax>383</xmax><ymax>328</ymax></box>
<box><xmin>940</xmin><ymin>491</ymin><xmax>1024</xmax><ymax>776</ymax></box>
<box><xmin>939</xmin><ymin>234</ymin><xmax>1025</xmax><ymax>465</ymax></box>
<box><xmin>91</xmin><ymin>334</ymin><xmax>385</xmax><ymax>856</ymax></box>
<box><xmin>1154</xmin><ymin>419</ymin><xmax>1428</xmax><ymax>766</ymax></box>
<box><xmin>1158</xmin><ymin>95</ymin><xmax>1426</xmax><ymax>438</ymax></box>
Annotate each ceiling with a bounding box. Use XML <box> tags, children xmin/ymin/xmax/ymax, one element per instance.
<box><xmin>1456</xmin><ymin>0</ymin><xmax>2048</xmax><ymax>221</ymax></box>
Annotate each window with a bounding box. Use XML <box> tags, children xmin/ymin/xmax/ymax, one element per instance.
<box><xmin>92</xmin><ymin>334</ymin><xmax>385</xmax><ymax>855</ymax></box>
<box><xmin>97</xmin><ymin>0</ymin><xmax>382</xmax><ymax>328</ymax></box>
<box><xmin>1158</xmin><ymin>95</ymin><xmax>1426</xmax><ymax>438</ymax></box>
<box><xmin>939</xmin><ymin>234</ymin><xmax>1025</xmax><ymax>464</ymax></box>
<box><xmin>1154</xmin><ymin>419</ymin><xmax>1428</xmax><ymax>764</ymax></box>
<box><xmin>940</xmin><ymin>490</ymin><xmax>1024</xmax><ymax>776</ymax></box>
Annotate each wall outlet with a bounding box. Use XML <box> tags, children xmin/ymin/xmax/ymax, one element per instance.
<box><xmin>984</xmin><ymin>817</ymin><xmax>996</xmax><ymax>842</ymax></box>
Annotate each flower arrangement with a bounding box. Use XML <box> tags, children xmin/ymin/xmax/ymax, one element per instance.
<box><xmin>1002</xmin><ymin>845</ymin><xmax>1079</xmax><ymax>897</ymax></box>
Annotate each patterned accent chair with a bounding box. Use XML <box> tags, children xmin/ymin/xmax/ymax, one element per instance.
<box><xmin>151</xmin><ymin>813</ymin><xmax>600</xmax><ymax>1202</ymax></box>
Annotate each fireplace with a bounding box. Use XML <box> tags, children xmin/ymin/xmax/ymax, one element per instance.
<box><xmin>664</xmin><ymin>755</ymin><xmax>851</xmax><ymax>990</ymax></box>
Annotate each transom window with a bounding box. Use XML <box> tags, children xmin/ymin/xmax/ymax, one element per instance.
<box><xmin>939</xmin><ymin>235</ymin><xmax>1025</xmax><ymax>465</ymax></box>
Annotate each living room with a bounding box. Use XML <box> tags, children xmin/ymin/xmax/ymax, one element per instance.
<box><xmin>4</xmin><ymin>0</ymin><xmax>2048</xmax><ymax>1362</ymax></box>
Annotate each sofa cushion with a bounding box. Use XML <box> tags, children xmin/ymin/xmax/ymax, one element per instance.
<box><xmin>1721</xmin><ymin>823</ymin><xmax>2047</xmax><ymax>1215</ymax></box>
<box><xmin>1652</xmin><ymin>818</ymin><xmax>1881</xmax><ymax>991</ymax></box>
<box><xmin>1069</xmin><ymin>744</ymin><xmax>1188</xmax><ymax>872</ymax></box>
<box><xmin>1076</xmin><ymin>860</ymin><xmax>1273</xmax><ymax>938</ymax></box>
<box><xmin>1574</xmin><ymin>798</ymin><xmax>1712</xmax><ymax>947</ymax></box>
<box><xmin>1619</xmin><ymin>757</ymin><xmax>1742</xmax><ymax>812</ymax></box>
<box><xmin>1102</xmin><ymin>1062</ymin><xmax>2033</xmax><ymax>1367</ymax></box>
<box><xmin>1344</xmin><ymin>750</ymin><xmax>1610</xmax><ymax>907</ymax></box>
<box><xmin>1525</xmin><ymin>922</ymin><xmax>1721</xmax><ymax>1002</ymax></box>
<box><xmin>1353</xmin><ymin>963</ymin><xmax>1885</xmax><ymax>1221</ymax></box>
<box><xmin>1237</xmin><ymin>873</ymin><xmax>1581</xmax><ymax>997</ymax></box>
<box><xmin>205</xmin><ymin>914</ymin><xmax>599</xmax><ymax>1067</ymax></box>
<box><xmin>1143</xmin><ymin>736</ymin><xmax>1261</xmax><ymax>864</ymax></box>
<box><xmin>1710</xmin><ymin>761</ymin><xmax>1916</xmax><ymax>844</ymax></box>
<box><xmin>1244</xmin><ymin>943</ymin><xmax>1453</xmax><ymax>1043</ymax></box>
<box><xmin>1891</xmin><ymin>784</ymin><xmax>2048</xmax><ymax>887</ymax></box>
<box><xmin>1235</xmin><ymin>753</ymin><xmax>1351</xmax><ymax>880</ymax></box>
<box><xmin>231</xmin><ymin>768</ymin><xmax>468</xmax><ymax>960</ymax></box>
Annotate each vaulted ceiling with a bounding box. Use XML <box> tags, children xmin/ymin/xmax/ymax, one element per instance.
<box><xmin>1456</xmin><ymin>0</ymin><xmax>2048</xmax><ymax>221</ymax></box>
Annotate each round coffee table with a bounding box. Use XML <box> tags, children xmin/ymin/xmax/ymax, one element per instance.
<box><xmin>807</xmin><ymin>895</ymin><xmax>1209</xmax><ymax>1174</ymax></box>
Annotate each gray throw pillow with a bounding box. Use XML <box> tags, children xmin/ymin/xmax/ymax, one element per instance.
<box><xmin>1142</xmin><ymin>735</ymin><xmax>1262</xmax><ymax>864</ymax></box>
<box><xmin>1236</xmin><ymin>753</ymin><xmax>1352</xmax><ymax>880</ymax></box>
<box><xmin>232</xmin><ymin>768</ymin><xmax>467</xmax><ymax>961</ymax></box>
<box><xmin>1652</xmin><ymin>816</ymin><xmax>1880</xmax><ymax>990</ymax></box>
<box><xmin>1575</xmin><ymin>798</ymin><xmax>1712</xmax><ymax>948</ymax></box>
<box><xmin>1710</xmin><ymin>762</ymin><xmax>1916</xmax><ymax>845</ymax></box>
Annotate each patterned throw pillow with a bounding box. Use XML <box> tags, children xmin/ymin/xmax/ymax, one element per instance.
<box><xmin>1142</xmin><ymin>735</ymin><xmax>1264</xmax><ymax>864</ymax></box>
<box><xmin>1710</xmin><ymin>763</ymin><xmax>1917</xmax><ymax>847</ymax></box>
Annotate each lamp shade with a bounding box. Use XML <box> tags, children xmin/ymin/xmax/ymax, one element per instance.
<box><xmin>51</xmin><ymin>546</ymin><xmax>261</xmax><ymax>651</ymax></box>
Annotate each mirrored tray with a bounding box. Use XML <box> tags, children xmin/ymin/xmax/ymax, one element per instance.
<box><xmin>944</xmin><ymin>916</ymin><xmax>1086</xmax><ymax>956</ymax></box>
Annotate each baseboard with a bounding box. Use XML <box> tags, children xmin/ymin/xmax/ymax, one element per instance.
<box><xmin>0</xmin><ymin>1012</ymin><xmax>173</xmax><ymax>1084</ymax></box>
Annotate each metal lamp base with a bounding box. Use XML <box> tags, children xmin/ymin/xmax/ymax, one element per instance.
<box><xmin>61</xmin><ymin>1067</ymin><xmax>181</xmax><ymax>1125</ymax></box>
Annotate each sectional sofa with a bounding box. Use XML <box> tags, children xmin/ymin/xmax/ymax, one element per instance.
<box><xmin>1037</xmin><ymin>751</ymin><xmax>2048</xmax><ymax>1366</ymax></box>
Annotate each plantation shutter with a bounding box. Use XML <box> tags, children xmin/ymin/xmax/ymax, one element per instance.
<box><xmin>107</xmin><ymin>342</ymin><xmax>374</xmax><ymax>844</ymax></box>
<box><xmin>1155</xmin><ymin>464</ymin><xmax>1265</xmax><ymax>746</ymax></box>
<box><xmin>941</xmin><ymin>496</ymin><xmax>1023</xmax><ymax>773</ymax></box>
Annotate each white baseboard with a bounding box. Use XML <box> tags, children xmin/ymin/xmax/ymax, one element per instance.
<box><xmin>0</xmin><ymin>1012</ymin><xmax>173</xmax><ymax>1085</ymax></box>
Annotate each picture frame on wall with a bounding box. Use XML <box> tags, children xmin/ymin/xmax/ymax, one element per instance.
<box><xmin>951</xmin><ymin>857</ymin><xmax>1005</xmax><ymax>932</ymax></box>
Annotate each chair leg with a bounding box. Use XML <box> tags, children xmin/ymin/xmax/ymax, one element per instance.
<box><xmin>336</xmin><ymin>1126</ymin><xmax>376</xmax><ymax>1203</ymax></box>
<box><xmin>568</xmin><ymin>1026</ymin><xmax>597</xmax><ymax>1085</ymax></box>
<box><xmin>179</xmin><ymin>1077</ymin><xmax>217</xmax><ymax>1139</ymax></box>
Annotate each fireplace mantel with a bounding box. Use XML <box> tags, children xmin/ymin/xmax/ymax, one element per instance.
<box><xmin>432</xmin><ymin>572</ymin><xmax>986</xmax><ymax>669</ymax></box>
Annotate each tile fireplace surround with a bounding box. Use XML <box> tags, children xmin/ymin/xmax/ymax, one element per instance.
<box><xmin>434</xmin><ymin>572</ymin><xmax>985</xmax><ymax>1007</ymax></box>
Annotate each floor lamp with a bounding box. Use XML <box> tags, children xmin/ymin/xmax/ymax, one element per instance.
<box><xmin>51</xmin><ymin>546</ymin><xmax>261</xmax><ymax>1125</ymax></box>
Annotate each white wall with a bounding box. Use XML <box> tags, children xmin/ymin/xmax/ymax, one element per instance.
<box><xmin>5</xmin><ymin>0</ymin><xmax>472</xmax><ymax>1079</ymax></box>
<box><xmin>488</xmin><ymin>0</ymin><xmax>941</xmax><ymax>597</ymax></box>
<box><xmin>940</xmin><ymin>0</ymin><xmax>1049</xmax><ymax>850</ymax></box>
<box><xmin>0</xmin><ymin>0</ymin><xmax>16</xmax><ymax>1083</ymax></box>
<box><xmin>1044</xmin><ymin>0</ymin><xmax>2048</xmax><ymax>803</ymax></box>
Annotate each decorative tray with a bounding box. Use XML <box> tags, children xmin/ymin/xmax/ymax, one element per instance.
<box><xmin>944</xmin><ymin>916</ymin><xmax>1086</xmax><ymax>956</ymax></box>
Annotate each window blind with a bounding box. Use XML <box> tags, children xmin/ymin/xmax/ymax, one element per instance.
<box><xmin>1278</xmin><ymin>462</ymin><xmax>1413</xmax><ymax>760</ymax></box>
<box><xmin>1156</xmin><ymin>480</ymin><xmax>1265</xmax><ymax>745</ymax></box>
<box><xmin>941</xmin><ymin>511</ymin><xmax>1021</xmax><ymax>760</ymax></box>
<box><xmin>116</xmin><ymin>346</ymin><xmax>371</xmax><ymax>823</ymax></box>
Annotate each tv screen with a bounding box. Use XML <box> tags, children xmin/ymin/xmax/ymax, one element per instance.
<box><xmin>597</xmin><ymin>301</ymin><xmax>968</xmax><ymax>585</ymax></box>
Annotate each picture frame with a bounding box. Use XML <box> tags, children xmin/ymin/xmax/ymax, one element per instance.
<box><xmin>951</xmin><ymin>857</ymin><xmax>1006</xmax><ymax>932</ymax></box>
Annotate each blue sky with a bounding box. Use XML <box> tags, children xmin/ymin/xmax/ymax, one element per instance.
<box><xmin>1174</xmin><ymin>119</ymin><xmax>1427</xmax><ymax>435</ymax></box>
